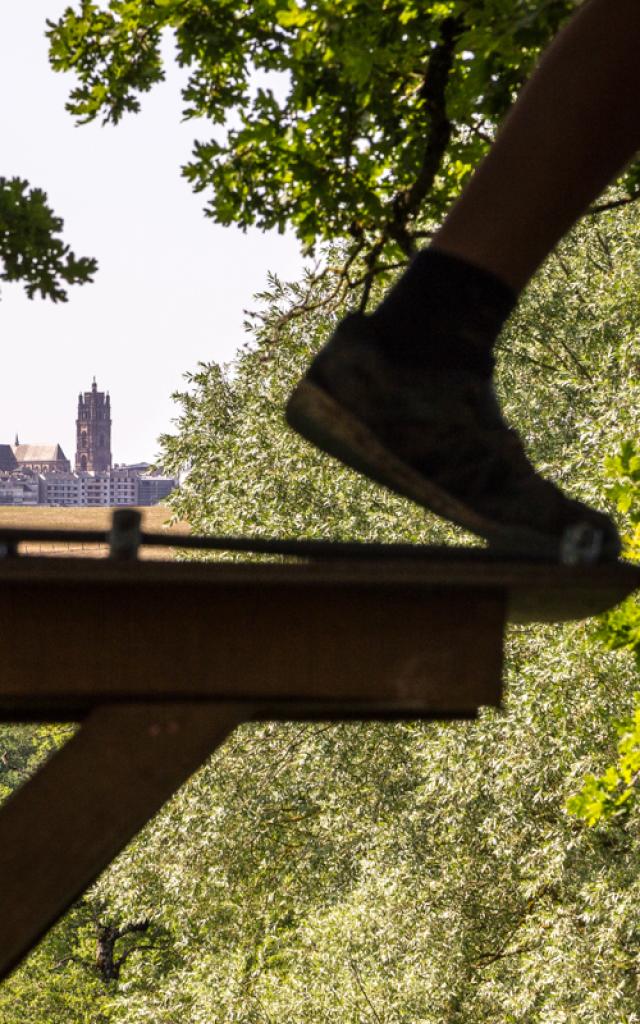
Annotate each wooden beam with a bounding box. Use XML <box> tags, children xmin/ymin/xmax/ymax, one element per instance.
<box><xmin>0</xmin><ymin>702</ymin><xmax>246</xmax><ymax>981</ymax></box>
<box><xmin>0</xmin><ymin>572</ymin><xmax>505</xmax><ymax>719</ymax></box>
<box><xmin>0</xmin><ymin>553</ymin><xmax>636</xmax><ymax>621</ymax></box>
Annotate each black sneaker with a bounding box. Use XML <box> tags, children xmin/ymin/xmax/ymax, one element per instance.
<box><xmin>285</xmin><ymin>312</ymin><xmax>621</xmax><ymax>563</ymax></box>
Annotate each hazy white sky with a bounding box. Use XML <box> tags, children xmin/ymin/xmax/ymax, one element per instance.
<box><xmin>0</xmin><ymin>3</ymin><xmax>303</xmax><ymax>463</ymax></box>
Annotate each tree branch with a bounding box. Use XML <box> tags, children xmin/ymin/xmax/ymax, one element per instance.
<box><xmin>588</xmin><ymin>190</ymin><xmax>640</xmax><ymax>215</ymax></box>
<box><xmin>359</xmin><ymin>15</ymin><xmax>464</xmax><ymax>306</ymax></box>
<box><xmin>350</xmin><ymin>958</ymin><xmax>384</xmax><ymax>1024</ymax></box>
<box><xmin>396</xmin><ymin>16</ymin><xmax>464</xmax><ymax>228</ymax></box>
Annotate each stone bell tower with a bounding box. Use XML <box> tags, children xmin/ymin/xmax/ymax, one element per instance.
<box><xmin>75</xmin><ymin>378</ymin><xmax>112</xmax><ymax>472</ymax></box>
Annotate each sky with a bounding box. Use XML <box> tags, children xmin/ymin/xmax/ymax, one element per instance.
<box><xmin>0</xmin><ymin>3</ymin><xmax>304</xmax><ymax>464</ymax></box>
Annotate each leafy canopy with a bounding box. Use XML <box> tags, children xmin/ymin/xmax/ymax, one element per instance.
<box><xmin>3</xmin><ymin>196</ymin><xmax>640</xmax><ymax>1024</ymax></box>
<box><xmin>0</xmin><ymin>177</ymin><xmax>97</xmax><ymax>302</ymax></box>
<box><xmin>48</xmin><ymin>0</ymin><xmax>632</xmax><ymax>298</ymax></box>
<box><xmin>567</xmin><ymin>442</ymin><xmax>640</xmax><ymax>826</ymax></box>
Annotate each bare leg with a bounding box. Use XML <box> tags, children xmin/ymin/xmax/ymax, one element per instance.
<box><xmin>434</xmin><ymin>0</ymin><xmax>640</xmax><ymax>291</ymax></box>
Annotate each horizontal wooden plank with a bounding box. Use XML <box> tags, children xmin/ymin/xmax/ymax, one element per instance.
<box><xmin>0</xmin><ymin>569</ymin><xmax>505</xmax><ymax>718</ymax></box>
<box><xmin>0</xmin><ymin>703</ymin><xmax>245</xmax><ymax>981</ymax></box>
<box><xmin>0</xmin><ymin>554</ymin><xmax>636</xmax><ymax>622</ymax></box>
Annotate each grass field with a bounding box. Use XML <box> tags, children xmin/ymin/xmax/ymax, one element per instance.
<box><xmin>0</xmin><ymin>505</ymin><xmax>190</xmax><ymax>559</ymax></box>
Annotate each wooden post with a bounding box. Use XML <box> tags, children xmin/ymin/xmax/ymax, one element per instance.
<box><xmin>0</xmin><ymin>702</ymin><xmax>247</xmax><ymax>980</ymax></box>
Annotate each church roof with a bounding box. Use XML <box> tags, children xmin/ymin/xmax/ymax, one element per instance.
<box><xmin>0</xmin><ymin>445</ymin><xmax>17</xmax><ymax>470</ymax></box>
<box><xmin>13</xmin><ymin>444</ymin><xmax>68</xmax><ymax>463</ymax></box>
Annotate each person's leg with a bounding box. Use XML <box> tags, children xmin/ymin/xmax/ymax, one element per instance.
<box><xmin>434</xmin><ymin>0</ymin><xmax>640</xmax><ymax>291</ymax></box>
<box><xmin>373</xmin><ymin>0</ymin><xmax>640</xmax><ymax>359</ymax></box>
<box><xmin>287</xmin><ymin>0</ymin><xmax>640</xmax><ymax>559</ymax></box>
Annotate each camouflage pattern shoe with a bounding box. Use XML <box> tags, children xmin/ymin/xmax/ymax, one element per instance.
<box><xmin>285</xmin><ymin>312</ymin><xmax>620</xmax><ymax>562</ymax></box>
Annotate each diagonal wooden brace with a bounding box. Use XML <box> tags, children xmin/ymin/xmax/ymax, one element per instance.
<box><xmin>0</xmin><ymin>702</ymin><xmax>248</xmax><ymax>981</ymax></box>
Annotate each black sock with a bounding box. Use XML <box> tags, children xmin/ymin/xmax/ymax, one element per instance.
<box><xmin>368</xmin><ymin>248</ymin><xmax>517</xmax><ymax>375</ymax></box>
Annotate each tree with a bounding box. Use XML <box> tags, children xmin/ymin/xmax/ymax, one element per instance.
<box><xmin>0</xmin><ymin>177</ymin><xmax>97</xmax><ymax>301</ymax></box>
<box><xmin>567</xmin><ymin>441</ymin><xmax>640</xmax><ymax>826</ymax></box>
<box><xmin>47</xmin><ymin>0</ymin><xmax>640</xmax><ymax>306</ymax></box>
<box><xmin>1</xmin><ymin>202</ymin><xmax>635</xmax><ymax>1023</ymax></box>
<box><xmin>146</xmin><ymin>202</ymin><xmax>640</xmax><ymax>1021</ymax></box>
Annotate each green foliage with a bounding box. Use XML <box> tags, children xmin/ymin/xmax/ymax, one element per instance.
<box><xmin>6</xmin><ymin>202</ymin><xmax>640</xmax><ymax>1021</ymax></box>
<box><xmin>567</xmin><ymin>697</ymin><xmax>640</xmax><ymax>825</ymax></box>
<box><xmin>604</xmin><ymin>439</ymin><xmax>640</xmax><ymax>560</ymax></box>
<box><xmin>0</xmin><ymin>723</ymin><xmax>74</xmax><ymax>804</ymax></box>
<box><xmin>48</xmin><ymin>0</ymin><xmax>637</xmax><ymax>282</ymax></box>
<box><xmin>567</xmin><ymin>442</ymin><xmax>640</xmax><ymax>827</ymax></box>
<box><xmin>0</xmin><ymin>177</ymin><xmax>97</xmax><ymax>301</ymax></box>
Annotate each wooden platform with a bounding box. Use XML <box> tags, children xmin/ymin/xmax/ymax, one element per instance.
<box><xmin>0</xmin><ymin>551</ymin><xmax>637</xmax><ymax>982</ymax></box>
<box><xmin>1</xmin><ymin>555</ymin><xmax>637</xmax><ymax>720</ymax></box>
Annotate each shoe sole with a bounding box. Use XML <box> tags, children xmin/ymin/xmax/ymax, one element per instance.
<box><xmin>286</xmin><ymin>378</ymin><xmax>593</xmax><ymax>560</ymax></box>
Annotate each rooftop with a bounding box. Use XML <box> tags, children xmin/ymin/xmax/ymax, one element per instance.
<box><xmin>13</xmin><ymin>444</ymin><xmax>68</xmax><ymax>464</ymax></box>
<box><xmin>0</xmin><ymin>445</ymin><xmax>17</xmax><ymax>471</ymax></box>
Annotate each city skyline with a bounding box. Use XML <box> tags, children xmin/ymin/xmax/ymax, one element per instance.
<box><xmin>11</xmin><ymin>378</ymin><xmax>130</xmax><ymax>469</ymax></box>
<box><xmin>0</xmin><ymin>375</ymin><xmax>176</xmax><ymax>507</ymax></box>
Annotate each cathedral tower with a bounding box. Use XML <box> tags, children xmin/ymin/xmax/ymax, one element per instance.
<box><xmin>75</xmin><ymin>378</ymin><xmax>112</xmax><ymax>472</ymax></box>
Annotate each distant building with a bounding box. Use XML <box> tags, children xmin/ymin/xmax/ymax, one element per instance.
<box><xmin>136</xmin><ymin>473</ymin><xmax>176</xmax><ymax>506</ymax></box>
<box><xmin>75</xmin><ymin>378</ymin><xmax>112</xmax><ymax>472</ymax></box>
<box><xmin>0</xmin><ymin>446</ymin><xmax>17</xmax><ymax>472</ymax></box>
<box><xmin>40</xmin><ymin>469</ymin><xmax>138</xmax><ymax>507</ymax></box>
<box><xmin>13</xmin><ymin>440</ymin><xmax>70</xmax><ymax>473</ymax></box>
<box><xmin>38</xmin><ymin>469</ymin><xmax>174</xmax><ymax>507</ymax></box>
<box><xmin>0</xmin><ymin>469</ymin><xmax>39</xmax><ymax>505</ymax></box>
<box><xmin>38</xmin><ymin>472</ymin><xmax>85</xmax><ymax>506</ymax></box>
<box><xmin>117</xmin><ymin>462</ymin><xmax>150</xmax><ymax>473</ymax></box>
<box><xmin>117</xmin><ymin>463</ymin><xmax>177</xmax><ymax>504</ymax></box>
<box><xmin>1</xmin><ymin>380</ymin><xmax>177</xmax><ymax>507</ymax></box>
